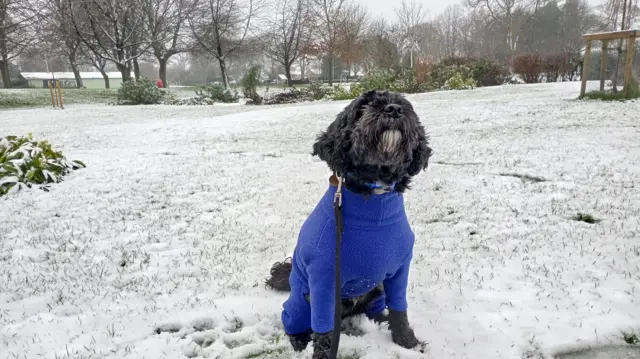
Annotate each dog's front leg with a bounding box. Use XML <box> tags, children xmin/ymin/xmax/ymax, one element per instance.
<box><xmin>307</xmin><ymin>259</ymin><xmax>338</xmax><ymax>359</ymax></box>
<box><xmin>383</xmin><ymin>254</ymin><xmax>421</xmax><ymax>349</ymax></box>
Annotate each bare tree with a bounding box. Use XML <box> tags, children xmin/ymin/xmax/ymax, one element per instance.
<box><xmin>560</xmin><ymin>0</ymin><xmax>597</xmax><ymax>55</ymax></box>
<box><xmin>69</xmin><ymin>0</ymin><xmax>151</xmax><ymax>82</ymax></box>
<box><xmin>361</xmin><ymin>18</ymin><xmax>400</xmax><ymax>71</ymax></box>
<box><xmin>335</xmin><ymin>3</ymin><xmax>368</xmax><ymax>76</ymax></box>
<box><xmin>467</xmin><ymin>0</ymin><xmax>548</xmax><ymax>57</ymax></box>
<box><xmin>263</xmin><ymin>0</ymin><xmax>309</xmax><ymax>81</ymax></box>
<box><xmin>0</xmin><ymin>0</ymin><xmax>39</xmax><ymax>88</ymax></box>
<box><xmin>600</xmin><ymin>0</ymin><xmax>639</xmax><ymax>91</ymax></box>
<box><xmin>436</xmin><ymin>4</ymin><xmax>465</xmax><ymax>58</ymax></box>
<box><xmin>39</xmin><ymin>0</ymin><xmax>86</xmax><ymax>88</ymax></box>
<box><xmin>142</xmin><ymin>0</ymin><xmax>195</xmax><ymax>86</ymax></box>
<box><xmin>188</xmin><ymin>0</ymin><xmax>261</xmax><ymax>88</ymax></box>
<box><xmin>81</xmin><ymin>45</ymin><xmax>111</xmax><ymax>88</ymax></box>
<box><xmin>395</xmin><ymin>0</ymin><xmax>428</xmax><ymax>67</ymax></box>
<box><xmin>311</xmin><ymin>0</ymin><xmax>347</xmax><ymax>85</ymax></box>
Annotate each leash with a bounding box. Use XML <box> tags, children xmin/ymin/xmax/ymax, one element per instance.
<box><xmin>329</xmin><ymin>175</ymin><xmax>344</xmax><ymax>359</ymax></box>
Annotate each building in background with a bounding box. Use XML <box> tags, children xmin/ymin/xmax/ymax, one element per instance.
<box><xmin>19</xmin><ymin>72</ymin><xmax>124</xmax><ymax>89</ymax></box>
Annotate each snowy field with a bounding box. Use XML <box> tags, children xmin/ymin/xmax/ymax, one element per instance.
<box><xmin>1</xmin><ymin>82</ymin><xmax>639</xmax><ymax>359</ymax></box>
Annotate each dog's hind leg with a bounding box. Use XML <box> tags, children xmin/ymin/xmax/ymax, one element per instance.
<box><xmin>265</xmin><ymin>258</ymin><xmax>293</xmax><ymax>292</ymax></box>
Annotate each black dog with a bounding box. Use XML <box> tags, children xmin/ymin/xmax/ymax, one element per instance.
<box><xmin>266</xmin><ymin>90</ymin><xmax>432</xmax><ymax>358</ymax></box>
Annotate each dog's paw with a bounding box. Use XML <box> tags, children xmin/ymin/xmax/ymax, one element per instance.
<box><xmin>288</xmin><ymin>330</ymin><xmax>312</xmax><ymax>352</ymax></box>
<box><xmin>311</xmin><ymin>331</ymin><xmax>333</xmax><ymax>359</ymax></box>
<box><xmin>388</xmin><ymin>310</ymin><xmax>421</xmax><ymax>350</ymax></box>
<box><xmin>391</xmin><ymin>327</ymin><xmax>420</xmax><ymax>349</ymax></box>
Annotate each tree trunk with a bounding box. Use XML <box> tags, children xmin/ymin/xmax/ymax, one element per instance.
<box><xmin>71</xmin><ymin>65</ymin><xmax>83</xmax><ymax>88</ymax></box>
<box><xmin>117</xmin><ymin>63</ymin><xmax>132</xmax><ymax>83</ymax></box>
<box><xmin>328</xmin><ymin>53</ymin><xmax>334</xmax><ymax>86</ymax></box>
<box><xmin>100</xmin><ymin>70</ymin><xmax>110</xmax><ymax>89</ymax></box>
<box><xmin>284</xmin><ymin>62</ymin><xmax>293</xmax><ymax>82</ymax></box>
<box><xmin>217</xmin><ymin>58</ymin><xmax>228</xmax><ymax>88</ymax></box>
<box><xmin>69</xmin><ymin>51</ymin><xmax>83</xmax><ymax>88</ymax></box>
<box><xmin>158</xmin><ymin>57</ymin><xmax>168</xmax><ymax>87</ymax></box>
<box><xmin>0</xmin><ymin>58</ymin><xmax>10</xmax><ymax>88</ymax></box>
<box><xmin>133</xmin><ymin>58</ymin><xmax>140</xmax><ymax>80</ymax></box>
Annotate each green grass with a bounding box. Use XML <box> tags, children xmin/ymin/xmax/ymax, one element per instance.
<box><xmin>581</xmin><ymin>79</ymin><xmax>640</xmax><ymax>101</ymax></box>
<box><xmin>0</xmin><ymin>88</ymin><xmax>119</xmax><ymax>109</ymax></box>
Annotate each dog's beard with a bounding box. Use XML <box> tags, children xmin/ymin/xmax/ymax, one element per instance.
<box><xmin>380</xmin><ymin>130</ymin><xmax>402</xmax><ymax>153</ymax></box>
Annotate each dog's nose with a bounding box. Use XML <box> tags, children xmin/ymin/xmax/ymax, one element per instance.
<box><xmin>384</xmin><ymin>104</ymin><xmax>403</xmax><ymax>118</ymax></box>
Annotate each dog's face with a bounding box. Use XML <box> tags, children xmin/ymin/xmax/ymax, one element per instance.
<box><xmin>312</xmin><ymin>90</ymin><xmax>432</xmax><ymax>193</ymax></box>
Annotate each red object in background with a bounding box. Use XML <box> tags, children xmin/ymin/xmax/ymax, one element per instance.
<box><xmin>156</xmin><ymin>79</ymin><xmax>164</xmax><ymax>88</ymax></box>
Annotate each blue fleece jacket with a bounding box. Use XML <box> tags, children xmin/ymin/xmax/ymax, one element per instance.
<box><xmin>282</xmin><ymin>184</ymin><xmax>414</xmax><ymax>335</ymax></box>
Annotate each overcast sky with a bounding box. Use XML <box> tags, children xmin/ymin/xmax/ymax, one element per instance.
<box><xmin>356</xmin><ymin>0</ymin><xmax>607</xmax><ymax>21</ymax></box>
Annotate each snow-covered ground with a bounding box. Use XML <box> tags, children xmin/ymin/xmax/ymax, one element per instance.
<box><xmin>1</xmin><ymin>82</ymin><xmax>639</xmax><ymax>359</ymax></box>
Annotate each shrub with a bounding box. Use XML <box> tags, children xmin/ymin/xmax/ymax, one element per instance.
<box><xmin>117</xmin><ymin>78</ymin><xmax>165</xmax><ymax>105</ymax></box>
<box><xmin>0</xmin><ymin>134</ymin><xmax>85</xmax><ymax>197</ymax></box>
<box><xmin>359</xmin><ymin>67</ymin><xmax>427</xmax><ymax>93</ymax></box>
<box><xmin>540</xmin><ymin>53</ymin><xmax>572</xmax><ymax>82</ymax></box>
<box><xmin>307</xmin><ymin>81</ymin><xmax>334</xmax><ymax>100</ymax></box>
<box><xmin>426</xmin><ymin>64</ymin><xmax>473</xmax><ymax>90</ymax></box>
<box><xmin>330</xmin><ymin>84</ymin><xmax>364</xmax><ymax>100</ymax></box>
<box><xmin>443</xmin><ymin>72</ymin><xmax>477</xmax><ymax>90</ymax></box>
<box><xmin>195</xmin><ymin>84</ymin><xmax>239</xmax><ymax>103</ymax></box>
<box><xmin>241</xmin><ymin>65</ymin><xmax>263</xmax><ymax>104</ymax></box>
<box><xmin>513</xmin><ymin>53</ymin><xmax>543</xmax><ymax>83</ymax></box>
<box><xmin>429</xmin><ymin>57</ymin><xmax>508</xmax><ymax>88</ymax></box>
<box><xmin>263</xmin><ymin>88</ymin><xmax>314</xmax><ymax>105</ymax></box>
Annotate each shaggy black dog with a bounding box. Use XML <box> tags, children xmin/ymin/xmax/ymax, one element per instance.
<box><xmin>266</xmin><ymin>90</ymin><xmax>432</xmax><ymax>359</ymax></box>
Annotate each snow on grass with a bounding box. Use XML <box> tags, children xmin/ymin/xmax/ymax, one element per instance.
<box><xmin>1</xmin><ymin>82</ymin><xmax>639</xmax><ymax>359</ymax></box>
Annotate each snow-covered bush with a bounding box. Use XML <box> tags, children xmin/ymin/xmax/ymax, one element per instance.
<box><xmin>241</xmin><ymin>65</ymin><xmax>263</xmax><ymax>104</ymax></box>
<box><xmin>0</xmin><ymin>134</ymin><xmax>85</xmax><ymax>197</ymax></box>
<box><xmin>359</xmin><ymin>68</ymin><xmax>427</xmax><ymax>94</ymax></box>
<box><xmin>195</xmin><ymin>84</ymin><xmax>239</xmax><ymax>103</ymax></box>
<box><xmin>330</xmin><ymin>84</ymin><xmax>364</xmax><ymax>100</ymax></box>
<box><xmin>442</xmin><ymin>72</ymin><xmax>477</xmax><ymax>90</ymax></box>
<box><xmin>117</xmin><ymin>78</ymin><xmax>165</xmax><ymax>105</ymax></box>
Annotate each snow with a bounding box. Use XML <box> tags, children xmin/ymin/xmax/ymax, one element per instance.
<box><xmin>1</xmin><ymin>81</ymin><xmax>639</xmax><ymax>359</ymax></box>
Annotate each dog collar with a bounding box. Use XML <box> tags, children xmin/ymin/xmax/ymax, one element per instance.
<box><xmin>345</xmin><ymin>172</ymin><xmax>396</xmax><ymax>192</ymax></box>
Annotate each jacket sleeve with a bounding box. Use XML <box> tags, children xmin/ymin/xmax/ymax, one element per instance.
<box><xmin>306</xmin><ymin>254</ymin><xmax>336</xmax><ymax>334</ymax></box>
<box><xmin>299</xmin><ymin>218</ymin><xmax>338</xmax><ymax>334</ymax></box>
<box><xmin>383</xmin><ymin>239</ymin><xmax>414</xmax><ymax>312</ymax></box>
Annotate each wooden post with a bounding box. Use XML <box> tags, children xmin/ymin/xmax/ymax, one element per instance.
<box><xmin>48</xmin><ymin>80</ymin><xmax>56</xmax><ymax>108</ymax></box>
<box><xmin>56</xmin><ymin>80</ymin><xmax>64</xmax><ymax>109</ymax></box>
<box><xmin>623</xmin><ymin>37</ymin><xmax>636</xmax><ymax>97</ymax></box>
<box><xmin>580</xmin><ymin>40</ymin><xmax>592</xmax><ymax>98</ymax></box>
<box><xmin>600</xmin><ymin>40</ymin><xmax>608</xmax><ymax>91</ymax></box>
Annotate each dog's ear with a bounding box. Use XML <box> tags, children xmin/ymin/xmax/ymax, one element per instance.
<box><xmin>312</xmin><ymin>91</ymin><xmax>376</xmax><ymax>173</ymax></box>
<box><xmin>407</xmin><ymin>126</ymin><xmax>432</xmax><ymax>177</ymax></box>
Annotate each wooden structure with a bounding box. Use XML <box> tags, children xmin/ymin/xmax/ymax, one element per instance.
<box><xmin>580</xmin><ymin>30</ymin><xmax>639</xmax><ymax>98</ymax></box>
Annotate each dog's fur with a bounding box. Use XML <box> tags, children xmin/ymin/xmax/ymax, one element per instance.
<box><xmin>266</xmin><ymin>90</ymin><xmax>431</xmax><ymax>358</ymax></box>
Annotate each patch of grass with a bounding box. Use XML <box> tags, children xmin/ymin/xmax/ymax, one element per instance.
<box><xmin>582</xmin><ymin>89</ymin><xmax>640</xmax><ymax>101</ymax></box>
<box><xmin>246</xmin><ymin>348</ymin><xmax>286</xmax><ymax>358</ymax></box>
<box><xmin>500</xmin><ymin>173</ymin><xmax>547</xmax><ymax>183</ymax></box>
<box><xmin>572</xmin><ymin>212</ymin><xmax>601</xmax><ymax>224</ymax></box>
<box><xmin>582</xmin><ymin>77</ymin><xmax>640</xmax><ymax>101</ymax></box>
<box><xmin>0</xmin><ymin>88</ymin><xmax>119</xmax><ymax>109</ymax></box>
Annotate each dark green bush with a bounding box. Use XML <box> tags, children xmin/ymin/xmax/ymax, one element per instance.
<box><xmin>195</xmin><ymin>84</ymin><xmax>239</xmax><ymax>103</ymax></box>
<box><xmin>429</xmin><ymin>57</ymin><xmax>508</xmax><ymax>88</ymax></box>
<box><xmin>0</xmin><ymin>134</ymin><xmax>85</xmax><ymax>196</ymax></box>
<box><xmin>117</xmin><ymin>78</ymin><xmax>165</xmax><ymax>105</ymax></box>
<box><xmin>359</xmin><ymin>67</ymin><xmax>427</xmax><ymax>93</ymax></box>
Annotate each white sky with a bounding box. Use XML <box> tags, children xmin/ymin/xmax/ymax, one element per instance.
<box><xmin>356</xmin><ymin>0</ymin><xmax>608</xmax><ymax>21</ymax></box>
